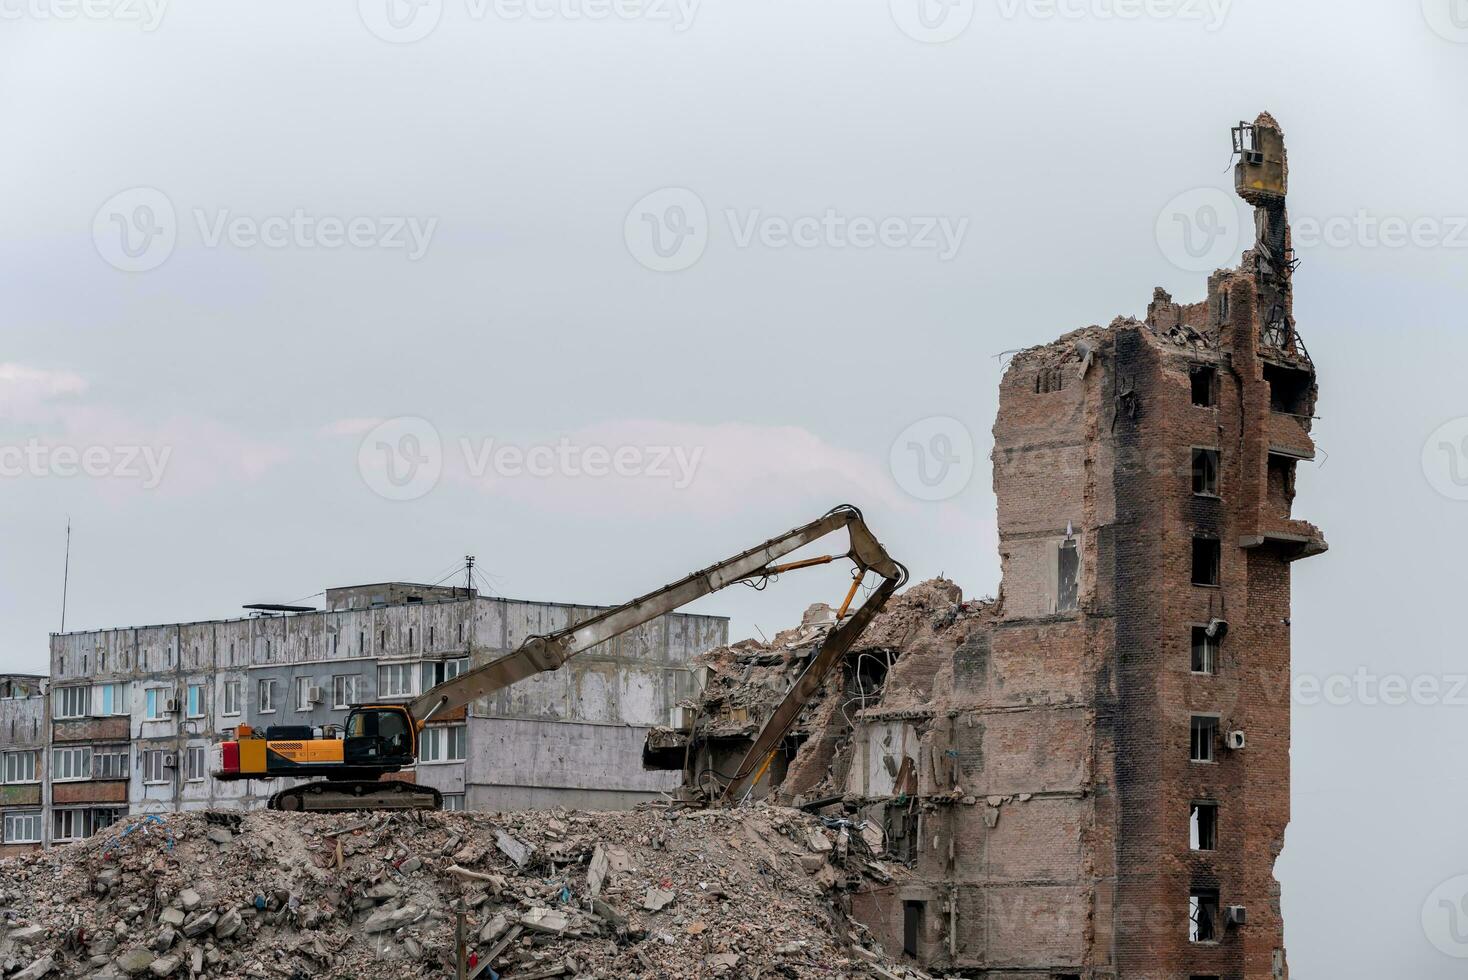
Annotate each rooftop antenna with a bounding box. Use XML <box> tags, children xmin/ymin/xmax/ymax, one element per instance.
<box><xmin>60</xmin><ymin>516</ymin><xmax>72</xmax><ymax>633</ymax></box>
<box><xmin>465</xmin><ymin>555</ymin><xmax>475</xmax><ymax>598</ymax></box>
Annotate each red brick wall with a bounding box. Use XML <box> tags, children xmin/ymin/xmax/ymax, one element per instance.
<box><xmin>880</xmin><ymin>272</ymin><xmax>1318</xmax><ymax>975</ymax></box>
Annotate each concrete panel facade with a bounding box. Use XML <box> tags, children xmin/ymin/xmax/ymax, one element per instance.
<box><xmin>12</xmin><ymin>584</ymin><xmax>726</xmax><ymax>844</ymax></box>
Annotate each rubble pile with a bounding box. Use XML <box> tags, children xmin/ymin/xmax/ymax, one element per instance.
<box><xmin>0</xmin><ymin>805</ymin><xmax>936</xmax><ymax>979</ymax></box>
<box><xmin>690</xmin><ymin>605</ymin><xmax>832</xmax><ymax>735</ymax></box>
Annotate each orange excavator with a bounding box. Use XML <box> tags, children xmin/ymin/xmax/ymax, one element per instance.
<box><xmin>212</xmin><ymin>505</ymin><xmax>906</xmax><ymax>811</ymax></box>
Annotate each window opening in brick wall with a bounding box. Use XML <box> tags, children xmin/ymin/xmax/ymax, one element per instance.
<box><xmin>1035</xmin><ymin>366</ymin><xmax>1066</xmax><ymax>393</ymax></box>
<box><xmin>1263</xmin><ymin>362</ymin><xmax>1311</xmax><ymax>415</ymax></box>
<box><xmin>1191</xmin><ymin>626</ymin><xmax>1218</xmax><ymax>674</ymax></box>
<box><xmin>902</xmin><ymin>901</ymin><xmax>924</xmax><ymax>958</ymax></box>
<box><xmin>1191</xmin><ymin>802</ymin><xmax>1218</xmax><ymax>850</ymax></box>
<box><xmin>1189</xmin><ymin>889</ymin><xmax>1220</xmax><ymax>943</ymax></box>
<box><xmin>1192</xmin><ymin>537</ymin><xmax>1221</xmax><ymax>586</ymax></box>
<box><xmin>1192</xmin><ymin>449</ymin><xmax>1220</xmax><ymax>496</ymax></box>
<box><xmin>1190</xmin><ymin>716</ymin><xmax>1217</xmax><ymax>763</ymax></box>
<box><xmin>1191</xmin><ymin>365</ymin><xmax>1217</xmax><ymax>407</ymax></box>
<box><xmin>1057</xmin><ymin>539</ymin><xmax>1080</xmax><ymax>612</ymax></box>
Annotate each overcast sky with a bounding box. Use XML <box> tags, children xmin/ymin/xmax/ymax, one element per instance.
<box><xmin>3</xmin><ymin>0</ymin><xmax>1467</xmax><ymax>973</ymax></box>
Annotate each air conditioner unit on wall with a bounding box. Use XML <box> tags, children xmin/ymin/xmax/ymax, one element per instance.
<box><xmin>162</xmin><ymin>753</ymin><xmax>177</xmax><ymax>768</ymax></box>
<box><xmin>1225</xmin><ymin>905</ymin><xmax>1247</xmax><ymax>927</ymax></box>
<box><xmin>1225</xmin><ymin>730</ymin><xmax>1247</xmax><ymax>751</ymax></box>
<box><xmin>308</xmin><ymin>686</ymin><xmax>323</xmax><ymax>704</ymax></box>
<box><xmin>164</xmin><ymin>698</ymin><xmax>179</xmax><ymax>714</ymax></box>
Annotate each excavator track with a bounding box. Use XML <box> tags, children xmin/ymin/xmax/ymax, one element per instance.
<box><xmin>268</xmin><ymin>780</ymin><xmax>443</xmax><ymax>812</ymax></box>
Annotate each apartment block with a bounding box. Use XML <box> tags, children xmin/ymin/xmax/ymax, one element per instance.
<box><xmin>0</xmin><ymin>580</ymin><xmax>724</xmax><ymax>848</ymax></box>
<box><xmin>0</xmin><ymin>675</ymin><xmax>47</xmax><ymax>857</ymax></box>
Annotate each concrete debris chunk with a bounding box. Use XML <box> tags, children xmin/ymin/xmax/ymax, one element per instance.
<box><xmin>362</xmin><ymin>903</ymin><xmax>425</xmax><ymax>934</ymax></box>
<box><xmin>145</xmin><ymin>955</ymin><xmax>179</xmax><ymax>977</ymax></box>
<box><xmin>9</xmin><ymin>924</ymin><xmax>46</xmax><ymax>944</ymax></box>
<box><xmin>178</xmin><ymin>911</ymin><xmax>216</xmax><ymax>939</ymax></box>
<box><xmin>213</xmin><ymin>908</ymin><xmax>243</xmax><ymax>939</ymax></box>
<box><xmin>642</xmin><ymin>887</ymin><xmax>675</xmax><ymax>912</ymax></box>
<box><xmin>364</xmin><ymin>880</ymin><xmax>401</xmax><ymax>901</ymax></box>
<box><xmin>587</xmin><ymin>843</ymin><xmax>610</xmax><ymax>897</ymax></box>
<box><xmin>519</xmin><ymin>906</ymin><xmax>571</xmax><ymax>935</ymax></box>
<box><xmin>478</xmin><ymin>912</ymin><xmax>509</xmax><ymax>944</ymax></box>
<box><xmin>493</xmin><ymin>828</ymin><xmax>533</xmax><ymax>869</ymax></box>
<box><xmin>115</xmin><ymin>949</ymin><xmax>155</xmax><ymax>976</ymax></box>
<box><xmin>11</xmin><ymin>956</ymin><xmax>55</xmax><ymax>980</ymax></box>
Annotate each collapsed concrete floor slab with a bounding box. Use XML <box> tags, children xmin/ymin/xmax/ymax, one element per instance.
<box><xmin>647</xmin><ymin>115</ymin><xmax>1324</xmax><ymax>978</ymax></box>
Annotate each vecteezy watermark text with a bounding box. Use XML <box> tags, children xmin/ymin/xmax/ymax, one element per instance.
<box><xmin>356</xmin><ymin>418</ymin><xmax>704</xmax><ymax>501</ymax></box>
<box><xmin>194</xmin><ymin>210</ymin><xmax>437</xmax><ymax>259</ymax></box>
<box><xmin>358</xmin><ymin>0</ymin><xmax>698</xmax><ymax>43</ymax></box>
<box><xmin>1293</xmin><ymin>211</ymin><xmax>1468</xmax><ymax>250</ymax></box>
<box><xmin>624</xmin><ymin>188</ymin><xmax>969</xmax><ymax>273</ymax></box>
<box><xmin>995</xmin><ymin>0</ymin><xmax>1231</xmax><ymax>29</ymax></box>
<box><xmin>0</xmin><ymin>440</ymin><xmax>171</xmax><ymax>489</ymax></box>
<box><xmin>1293</xmin><ymin>669</ymin><xmax>1468</xmax><ymax>708</ymax></box>
<box><xmin>93</xmin><ymin>187</ymin><xmax>438</xmax><ymax>273</ymax></box>
<box><xmin>725</xmin><ymin>209</ymin><xmax>968</xmax><ymax>260</ymax></box>
<box><xmin>0</xmin><ymin>0</ymin><xmax>167</xmax><ymax>29</ymax></box>
<box><xmin>462</xmin><ymin>438</ymin><xmax>701</xmax><ymax>487</ymax></box>
<box><xmin>1155</xmin><ymin>188</ymin><xmax>1468</xmax><ymax>273</ymax></box>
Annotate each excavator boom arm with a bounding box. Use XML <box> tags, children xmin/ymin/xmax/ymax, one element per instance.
<box><xmin>407</xmin><ymin>505</ymin><xmax>906</xmax><ymax>732</ymax></box>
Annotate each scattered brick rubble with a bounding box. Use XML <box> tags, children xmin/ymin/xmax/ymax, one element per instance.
<box><xmin>0</xmin><ymin>805</ymin><xmax>940</xmax><ymax>979</ymax></box>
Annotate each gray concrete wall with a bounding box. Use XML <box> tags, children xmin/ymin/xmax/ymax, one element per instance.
<box><xmin>35</xmin><ymin>587</ymin><xmax>727</xmax><ymax>837</ymax></box>
<box><xmin>0</xmin><ymin>679</ymin><xmax>49</xmax><ymax>852</ymax></box>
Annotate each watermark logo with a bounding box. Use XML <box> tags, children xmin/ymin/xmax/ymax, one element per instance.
<box><xmin>359</xmin><ymin>0</ymin><xmax>443</xmax><ymax>42</ymax></box>
<box><xmin>890</xmin><ymin>0</ymin><xmax>974</xmax><ymax>43</ymax></box>
<box><xmin>1293</xmin><ymin>669</ymin><xmax>1468</xmax><ymax>708</ymax></box>
<box><xmin>462</xmin><ymin>437</ymin><xmax>702</xmax><ymax>487</ymax></box>
<box><xmin>1423</xmin><ymin>0</ymin><xmax>1468</xmax><ymax>42</ymax></box>
<box><xmin>359</xmin><ymin>0</ymin><xmax>698</xmax><ymax>41</ymax></box>
<box><xmin>725</xmin><ymin>209</ymin><xmax>967</xmax><ymax>259</ymax></box>
<box><xmin>1</xmin><ymin>0</ymin><xmax>168</xmax><ymax>30</ymax></box>
<box><xmin>354</xmin><ymin>421</ymin><xmax>706</xmax><ymax>500</ymax></box>
<box><xmin>1423</xmin><ymin>417</ymin><xmax>1468</xmax><ymax>501</ymax></box>
<box><xmin>1155</xmin><ymin>186</ymin><xmax>1241</xmax><ymax>273</ymax></box>
<box><xmin>1424</xmin><ymin>875</ymin><xmax>1468</xmax><ymax>957</ymax></box>
<box><xmin>93</xmin><ymin>188</ymin><xmax>439</xmax><ymax>272</ymax></box>
<box><xmin>625</xmin><ymin>187</ymin><xmax>969</xmax><ymax>272</ymax></box>
<box><xmin>625</xmin><ymin>188</ymin><xmax>709</xmax><ymax>273</ymax></box>
<box><xmin>1293</xmin><ymin>211</ymin><xmax>1468</xmax><ymax>251</ymax></box>
<box><xmin>0</xmin><ymin>439</ymin><xmax>172</xmax><ymax>489</ymax></box>
<box><xmin>358</xmin><ymin>417</ymin><xmax>443</xmax><ymax>501</ymax></box>
<box><xmin>994</xmin><ymin>0</ymin><xmax>1230</xmax><ymax>30</ymax></box>
<box><xmin>890</xmin><ymin>416</ymin><xmax>974</xmax><ymax>501</ymax></box>
<box><xmin>93</xmin><ymin>187</ymin><xmax>177</xmax><ymax>273</ymax></box>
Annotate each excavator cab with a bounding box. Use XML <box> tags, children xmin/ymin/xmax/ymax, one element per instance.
<box><xmin>342</xmin><ymin>705</ymin><xmax>417</xmax><ymax>769</ymax></box>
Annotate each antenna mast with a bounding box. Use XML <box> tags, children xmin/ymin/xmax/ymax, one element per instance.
<box><xmin>60</xmin><ymin>517</ymin><xmax>72</xmax><ymax>633</ymax></box>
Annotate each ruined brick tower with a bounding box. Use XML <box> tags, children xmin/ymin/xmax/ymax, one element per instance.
<box><xmin>657</xmin><ymin>113</ymin><xmax>1324</xmax><ymax>978</ymax></box>
<box><xmin>980</xmin><ymin>112</ymin><xmax>1324</xmax><ymax>977</ymax></box>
